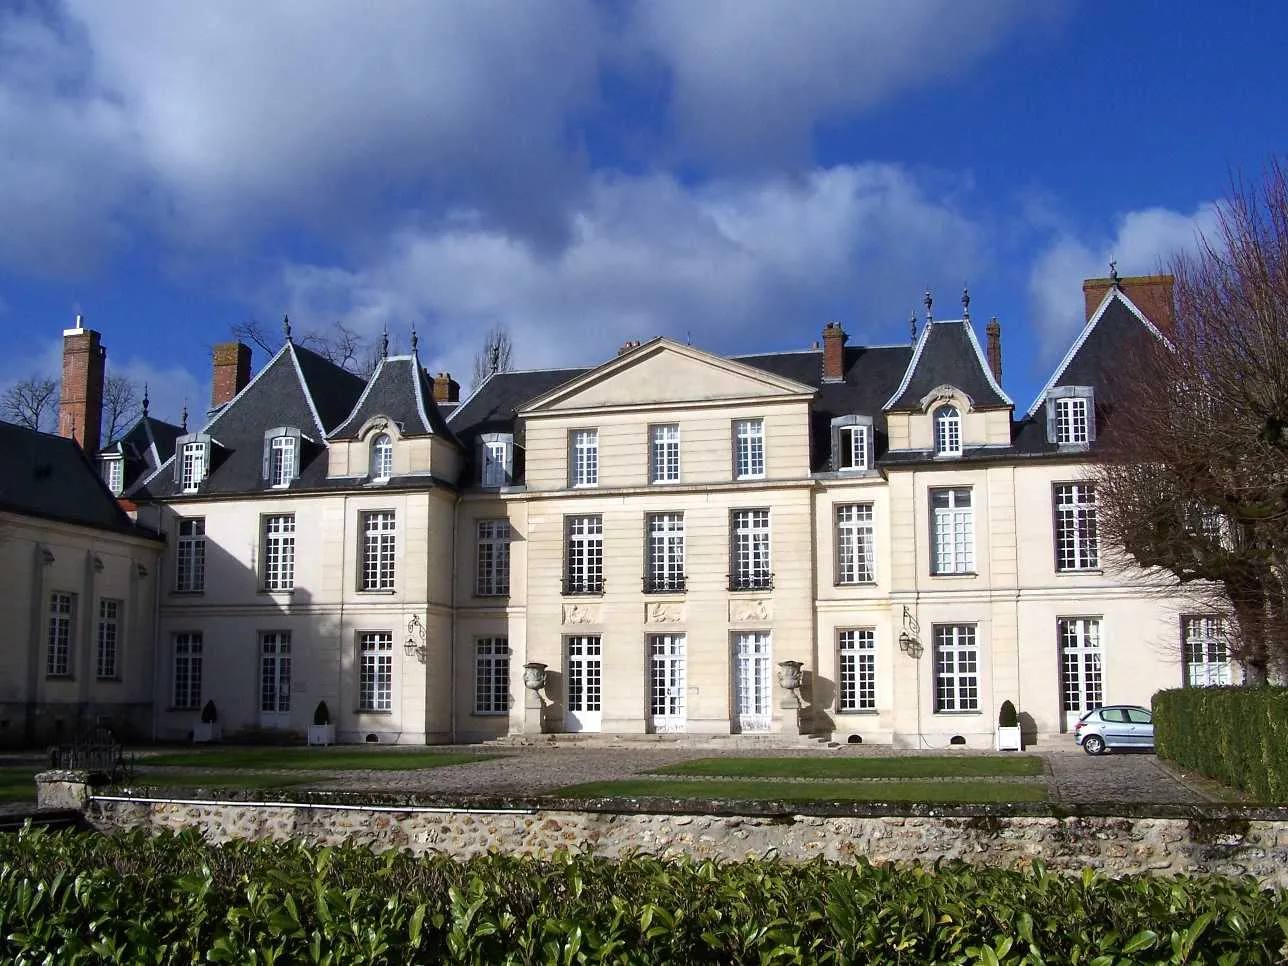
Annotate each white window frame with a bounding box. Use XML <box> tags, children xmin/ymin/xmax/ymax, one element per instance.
<box><xmin>564</xmin><ymin>515</ymin><xmax>604</xmax><ymax>594</ymax></box>
<box><xmin>474</xmin><ymin>637</ymin><xmax>510</xmax><ymax>714</ymax></box>
<box><xmin>101</xmin><ymin>458</ymin><xmax>124</xmax><ymax>495</ymax></box>
<box><xmin>933</xmin><ymin>405</ymin><xmax>962</xmax><ymax>457</ymax></box>
<box><xmin>180</xmin><ymin>440</ymin><xmax>207</xmax><ymax>493</ymax></box>
<box><xmin>933</xmin><ymin>624</ymin><xmax>979</xmax><ymax>712</ymax></box>
<box><xmin>570</xmin><ymin>429</ymin><xmax>599</xmax><ymax>488</ymax></box>
<box><xmin>475</xmin><ymin>519</ymin><xmax>511</xmax><ymax>596</ymax></box>
<box><xmin>730</xmin><ymin>508</ymin><xmax>772</xmax><ymax>590</ymax></box>
<box><xmin>646</xmin><ymin>512</ymin><xmax>686</xmax><ymax>593</ymax></box>
<box><xmin>835</xmin><ymin>503</ymin><xmax>875</xmax><ymax>584</ymax></box>
<box><xmin>1184</xmin><ymin>616</ymin><xmax>1231</xmax><ymax>686</ymax></box>
<box><xmin>360</xmin><ymin>511</ymin><xmax>397</xmax><ymax>591</ymax></box>
<box><xmin>480</xmin><ymin>433</ymin><xmax>513</xmax><ymax>488</ymax></box>
<box><xmin>261</xmin><ymin>514</ymin><xmax>296</xmax><ymax>591</ymax></box>
<box><xmin>930</xmin><ymin>487</ymin><xmax>974</xmax><ymax>575</ymax></box>
<box><xmin>830</xmin><ymin>414</ymin><xmax>874</xmax><ymax>473</ymax></box>
<box><xmin>1045</xmin><ymin>387</ymin><xmax>1096</xmax><ymax>447</ymax></box>
<box><xmin>358</xmin><ymin>631</ymin><xmax>393</xmax><ymax>712</ymax></box>
<box><xmin>173</xmin><ymin>632</ymin><xmax>203</xmax><ymax>709</ymax></box>
<box><xmin>96</xmin><ymin>598</ymin><xmax>121</xmax><ymax>680</ymax></box>
<box><xmin>371</xmin><ymin>433</ymin><xmax>393</xmax><ymax>482</ymax></box>
<box><xmin>268</xmin><ymin>435</ymin><xmax>296</xmax><ymax>488</ymax></box>
<box><xmin>650</xmin><ymin>424</ymin><xmax>680</xmax><ymax>483</ymax></box>
<box><xmin>47</xmin><ymin>591</ymin><xmax>75</xmax><ymax>677</ymax></box>
<box><xmin>733</xmin><ymin>419</ymin><xmax>766</xmax><ymax>480</ymax></box>
<box><xmin>175</xmin><ymin>518</ymin><xmax>206</xmax><ymax>593</ymax></box>
<box><xmin>1054</xmin><ymin>483</ymin><xmax>1099</xmax><ymax>571</ymax></box>
<box><xmin>838</xmin><ymin>628</ymin><xmax>876</xmax><ymax>712</ymax></box>
<box><xmin>260</xmin><ymin>631</ymin><xmax>292</xmax><ymax>713</ymax></box>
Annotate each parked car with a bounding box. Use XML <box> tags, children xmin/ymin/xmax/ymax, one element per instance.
<box><xmin>1074</xmin><ymin>705</ymin><xmax>1154</xmax><ymax>755</ymax></box>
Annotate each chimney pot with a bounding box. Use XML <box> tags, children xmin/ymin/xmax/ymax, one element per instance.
<box><xmin>986</xmin><ymin>317</ymin><xmax>1002</xmax><ymax>384</ymax></box>
<box><xmin>211</xmin><ymin>342</ymin><xmax>252</xmax><ymax>408</ymax></box>
<box><xmin>821</xmin><ymin>320</ymin><xmax>848</xmax><ymax>382</ymax></box>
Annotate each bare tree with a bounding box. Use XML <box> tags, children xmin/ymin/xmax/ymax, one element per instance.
<box><xmin>1091</xmin><ymin>160</ymin><xmax>1288</xmax><ymax>682</ymax></box>
<box><xmin>471</xmin><ymin>324</ymin><xmax>514</xmax><ymax>389</ymax></box>
<box><xmin>230</xmin><ymin>318</ymin><xmax>383</xmax><ymax>378</ymax></box>
<box><xmin>101</xmin><ymin>374</ymin><xmax>142</xmax><ymax>444</ymax></box>
<box><xmin>1</xmin><ymin>376</ymin><xmax>58</xmax><ymax>432</ymax></box>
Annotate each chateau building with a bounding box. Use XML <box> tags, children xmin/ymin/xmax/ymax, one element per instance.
<box><xmin>34</xmin><ymin>273</ymin><xmax>1230</xmax><ymax>747</ymax></box>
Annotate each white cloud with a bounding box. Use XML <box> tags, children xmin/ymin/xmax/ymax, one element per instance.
<box><xmin>1027</xmin><ymin>204</ymin><xmax>1220</xmax><ymax>359</ymax></box>
<box><xmin>275</xmin><ymin>164</ymin><xmax>986</xmax><ymax>386</ymax></box>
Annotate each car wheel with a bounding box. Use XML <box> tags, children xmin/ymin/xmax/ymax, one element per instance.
<box><xmin>1082</xmin><ymin>734</ymin><xmax>1106</xmax><ymax>756</ymax></box>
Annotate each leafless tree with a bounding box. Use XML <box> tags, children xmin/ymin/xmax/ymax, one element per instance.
<box><xmin>471</xmin><ymin>324</ymin><xmax>514</xmax><ymax>389</ymax></box>
<box><xmin>230</xmin><ymin>318</ymin><xmax>383</xmax><ymax>378</ymax></box>
<box><xmin>101</xmin><ymin>374</ymin><xmax>142</xmax><ymax>444</ymax></box>
<box><xmin>1</xmin><ymin>376</ymin><xmax>58</xmax><ymax>432</ymax></box>
<box><xmin>1091</xmin><ymin>160</ymin><xmax>1288</xmax><ymax>682</ymax></box>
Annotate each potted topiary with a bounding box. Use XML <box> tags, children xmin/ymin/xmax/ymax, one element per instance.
<box><xmin>193</xmin><ymin>699</ymin><xmax>221</xmax><ymax>743</ymax></box>
<box><xmin>995</xmin><ymin>699</ymin><xmax>1022</xmax><ymax>751</ymax></box>
<box><xmin>308</xmin><ymin>700</ymin><xmax>335</xmax><ymax>747</ymax></box>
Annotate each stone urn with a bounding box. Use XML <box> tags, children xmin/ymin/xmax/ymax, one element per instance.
<box><xmin>522</xmin><ymin>662</ymin><xmax>549</xmax><ymax>693</ymax></box>
<box><xmin>777</xmin><ymin>660</ymin><xmax>805</xmax><ymax>707</ymax></box>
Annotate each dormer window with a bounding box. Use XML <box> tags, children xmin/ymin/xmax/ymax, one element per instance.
<box><xmin>100</xmin><ymin>457</ymin><xmax>124</xmax><ymax>495</ymax></box>
<box><xmin>371</xmin><ymin>433</ymin><xmax>393</xmax><ymax>482</ymax></box>
<box><xmin>831</xmin><ymin>415</ymin><xmax>873</xmax><ymax>472</ymax></box>
<box><xmin>261</xmin><ymin>427</ymin><xmax>303</xmax><ymax>488</ymax></box>
<box><xmin>480</xmin><ymin>433</ymin><xmax>514</xmax><ymax>488</ymax></box>
<box><xmin>933</xmin><ymin>405</ymin><xmax>961</xmax><ymax>457</ymax></box>
<box><xmin>174</xmin><ymin>434</ymin><xmax>213</xmax><ymax>493</ymax></box>
<box><xmin>1045</xmin><ymin>387</ymin><xmax>1096</xmax><ymax>447</ymax></box>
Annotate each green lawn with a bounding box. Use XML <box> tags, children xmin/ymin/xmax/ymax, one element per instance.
<box><xmin>138</xmin><ymin>748</ymin><xmax>497</xmax><ymax>770</ymax></box>
<box><xmin>555</xmin><ymin>778</ymin><xmax>1047</xmax><ymax>804</ymax></box>
<box><xmin>655</xmin><ymin>755</ymin><xmax>1045</xmax><ymax>780</ymax></box>
<box><xmin>0</xmin><ymin>768</ymin><xmax>38</xmax><ymax>803</ymax></box>
<box><xmin>117</xmin><ymin>771</ymin><xmax>319</xmax><ymax>791</ymax></box>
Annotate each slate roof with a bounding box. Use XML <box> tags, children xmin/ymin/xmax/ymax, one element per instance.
<box><xmin>331</xmin><ymin>355</ymin><xmax>455</xmax><ymax>440</ymax></box>
<box><xmin>448</xmin><ymin>367</ymin><xmax>590</xmax><ymax>444</ymax></box>
<box><xmin>0</xmin><ymin>420</ymin><xmax>157</xmax><ymax>536</ymax></box>
<box><xmin>101</xmin><ymin>413</ymin><xmax>185</xmax><ymax>495</ymax></box>
<box><xmin>884</xmin><ymin>319</ymin><xmax>1012</xmax><ymax>412</ymax></box>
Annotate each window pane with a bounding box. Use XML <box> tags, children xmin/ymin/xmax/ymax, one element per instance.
<box><xmin>359</xmin><ymin>632</ymin><xmax>393</xmax><ymax>711</ymax></box>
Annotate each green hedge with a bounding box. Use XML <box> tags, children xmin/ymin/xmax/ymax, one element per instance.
<box><xmin>1</xmin><ymin>827</ymin><xmax>1286</xmax><ymax>964</ymax></box>
<box><xmin>1154</xmin><ymin>686</ymin><xmax>1288</xmax><ymax>801</ymax></box>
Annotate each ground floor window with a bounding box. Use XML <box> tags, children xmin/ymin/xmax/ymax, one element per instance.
<box><xmin>838</xmin><ymin>628</ymin><xmax>876</xmax><ymax>711</ymax></box>
<box><xmin>733</xmin><ymin>632</ymin><xmax>772</xmax><ymax>731</ymax></box>
<box><xmin>1183</xmin><ymin>616</ymin><xmax>1231</xmax><ymax>686</ymax></box>
<box><xmin>173</xmin><ymin>632</ymin><xmax>203</xmax><ymax>709</ymax></box>
<box><xmin>359</xmin><ymin>632</ymin><xmax>393</xmax><ymax>712</ymax></box>
<box><xmin>1059</xmin><ymin>617</ymin><xmax>1103</xmax><ymax>722</ymax></box>
<box><xmin>649</xmin><ymin>634</ymin><xmax>687</xmax><ymax>729</ymax></box>
<box><xmin>474</xmin><ymin>637</ymin><xmax>510</xmax><ymax>714</ymax></box>
<box><xmin>96</xmin><ymin>599</ymin><xmax>121</xmax><ymax>680</ymax></box>
<box><xmin>260</xmin><ymin>632</ymin><xmax>292</xmax><ymax>713</ymax></box>
<box><xmin>933</xmin><ymin>624</ymin><xmax>978</xmax><ymax>712</ymax></box>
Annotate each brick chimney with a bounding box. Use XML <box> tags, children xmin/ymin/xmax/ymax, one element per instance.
<box><xmin>1083</xmin><ymin>273</ymin><xmax>1176</xmax><ymax>332</ymax></box>
<box><xmin>432</xmin><ymin>371</ymin><xmax>460</xmax><ymax>404</ymax></box>
<box><xmin>58</xmin><ymin>315</ymin><xmax>106</xmax><ymax>454</ymax></box>
<box><xmin>821</xmin><ymin>321</ymin><xmax>847</xmax><ymax>382</ymax></box>
<box><xmin>211</xmin><ymin>342</ymin><xmax>252</xmax><ymax>408</ymax></box>
<box><xmin>985</xmin><ymin>317</ymin><xmax>1002</xmax><ymax>384</ymax></box>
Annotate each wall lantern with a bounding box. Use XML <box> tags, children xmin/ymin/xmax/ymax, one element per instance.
<box><xmin>404</xmin><ymin>614</ymin><xmax>427</xmax><ymax>663</ymax></box>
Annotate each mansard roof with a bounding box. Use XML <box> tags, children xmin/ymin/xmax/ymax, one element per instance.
<box><xmin>448</xmin><ymin>366</ymin><xmax>590</xmax><ymax>443</ymax></box>
<box><xmin>883</xmin><ymin>318</ymin><xmax>1012</xmax><ymax>412</ymax></box>
<box><xmin>330</xmin><ymin>354</ymin><xmax>456</xmax><ymax>441</ymax></box>
<box><xmin>100</xmin><ymin>412</ymin><xmax>185</xmax><ymax>494</ymax></box>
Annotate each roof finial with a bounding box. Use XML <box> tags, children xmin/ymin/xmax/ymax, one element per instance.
<box><xmin>180</xmin><ymin>400</ymin><xmax>188</xmax><ymax>431</ymax></box>
<box><xmin>410</xmin><ymin>323</ymin><xmax>419</xmax><ymax>355</ymax></box>
<box><xmin>910</xmin><ymin>310</ymin><xmax>918</xmax><ymax>346</ymax></box>
<box><xmin>961</xmin><ymin>282</ymin><xmax>971</xmax><ymax>320</ymax></box>
<box><xmin>380</xmin><ymin>325</ymin><xmax>389</xmax><ymax>359</ymax></box>
<box><xmin>1109</xmin><ymin>258</ymin><xmax>1120</xmax><ymax>287</ymax></box>
<box><xmin>923</xmin><ymin>288</ymin><xmax>934</xmax><ymax>324</ymax></box>
<box><xmin>142</xmin><ymin>383</ymin><xmax>150</xmax><ymax>416</ymax></box>
<box><xmin>283</xmin><ymin>314</ymin><xmax>293</xmax><ymax>343</ymax></box>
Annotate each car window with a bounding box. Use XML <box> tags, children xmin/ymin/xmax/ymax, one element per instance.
<box><xmin>1126</xmin><ymin>708</ymin><xmax>1152</xmax><ymax>724</ymax></box>
<box><xmin>1100</xmin><ymin>708</ymin><xmax>1127</xmax><ymax>723</ymax></box>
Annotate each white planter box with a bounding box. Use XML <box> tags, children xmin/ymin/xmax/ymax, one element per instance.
<box><xmin>193</xmin><ymin>722</ymin><xmax>222</xmax><ymax>743</ymax></box>
<box><xmin>308</xmin><ymin>724</ymin><xmax>335</xmax><ymax>747</ymax></box>
<box><xmin>995</xmin><ymin>726</ymin><xmax>1022</xmax><ymax>751</ymax></box>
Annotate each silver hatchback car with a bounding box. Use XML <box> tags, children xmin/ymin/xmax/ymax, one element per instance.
<box><xmin>1074</xmin><ymin>705</ymin><xmax>1154</xmax><ymax>755</ymax></box>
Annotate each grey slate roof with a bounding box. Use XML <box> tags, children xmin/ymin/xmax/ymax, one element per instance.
<box><xmin>0</xmin><ymin>420</ymin><xmax>156</xmax><ymax>536</ymax></box>
<box><xmin>102</xmin><ymin>413</ymin><xmax>185</xmax><ymax>494</ymax></box>
<box><xmin>331</xmin><ymin>355</ymin><xmax>455</xmax><ymax>440</ymax></box>
<box><xmin>884</xmin><ymin>319</ymin><xmax>1011</xmax><ymax>412</ymax></box>
<box><xmin>449</xmin><ymin>367</ymin><xmax>590</xmax><ymax>443</ymax></box>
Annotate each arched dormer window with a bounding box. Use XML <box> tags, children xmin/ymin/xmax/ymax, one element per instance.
<box><xmin>933</xmin><ymin>405</ymin><xmax>961</xmax><ymax>457</ymax></box>
<box><xmin>371</xmin><ymin>433</ymin><xmax>393</xmax><ymax>482</ymax></box>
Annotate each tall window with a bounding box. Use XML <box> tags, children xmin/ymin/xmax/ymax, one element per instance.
<box><xmin>564</xmin><ymin>515</ymin><xmax>604</xmax><ymax>594</ymax></box>
<box><xmin>570</xmin><ymin>429</ymin><xmax>598</xmax><ymax>487</ymax></box>
<box><xmin>360</xmin><ymin>511</ymin><xmax>396</xmax><ymax>590</ymax></box>
<box><xmin>646</xmin><ymin>512</ymin><xmax>686</xmax><ymax>592</ymax></box>
<box><xmin>838</xmin><ymin>629</ymin><xmax>876</xmax><ymax>712</ymax></box>
<box><xmin>1184</xmin><ymin>617</ymin><xmax>1231</xmax><ymax>686</ymax></box>
<box><xmin>173</xmin><ymin>632</ymin><xmax>203</xmax><ymax>709</ymax></box>
<box><xmin>180</xmin><ymin>440</ymin><xmax>207</xmax><ymax>492</ymax></box>
<box><xmin>480</xmin><ymin>435</ymin><xmax>512</xmax><ymax>488</ymax></box>
<box><xmin>1054</xmin><ymin>397</ymin><xmax>1090</xmax><ymax>446</ymax></box>
<box><xmin>1055</xmin><ymin>483</ymin><xmax>1099</xmax><ymax>571</ymax></box>
<box><xmin>268</xmin><ymin>435</ymin><xmax>296</xmax><ymax>487</ymax></box>
<box><xmin>934</xmin><ymin>624</ymin><xmax>978</xmax><ymax>712</ymax></box>
<box><xmin>733</xmin><ymin>419</ymin><xmax>765</xmax><ymax>479</ymax></box>
<box><xmin>96</xmin><ymin>599</ymin><xmax>121</xmax><ymax>679</ymax></box>
<box><xmin>47</xmin><ymin>592</ymin><xmax>74</xmax><ymax>676</ymax></box>
<box><xmin>839</xmin><ymin>425</ymin><xmax>870</xmax><ymax>471</ymax></box>
<box><xmin>260</xmin><ymin>632</ymin><xmax>291</xmax><ymax>713</ymax></box>
<box><xmin>175</xmin><ymin>518</ymin><xmax>206</xmax><ymax>592</ymax></box>
<box><xmin>101</xmin><ymin>458</ymin><xmax>124</xmax><ymax>495</ymax></box>
<box><xmin>931</xmin><ymin>487</ymin><xmax>974</xmax><ymax>574</ymax></box>
<box><xmin>933</xmin><ymin>405</ymin><xmax>961</xmax><ymax>457</ymax></box>
<box><xmin>475</xmin><ymin>519</ymin><xmax>511</xmax><ymax>596</ymax></box>
<box><xmin>1059</xmin><ymin>617</ymin><xmax>1103</xmax><ymax>719</ymax></box>
<box><xmin>650</xmin><ymin>424</ymin><xmax>680</xmax><ymax>483</ymax></box>
<box><xmin>358</xmin><ymin>632</ymin><xmax>393</xmax><ymax>711</ymax></box>
<box><xmin>835</xmin><ymin>503</ymin><xmax>875</xmax><ymax>584</ymax></box>
<box><xmin>261</xmin><ymin>514</ymin><xmax>296</xmax><ymax>591</ymax></box>
<box><xmin>474</xmin><ymin>637</ymin><xmax>510</xmax><ymax>714</ymax></box>
<box><xmin>371</xmin><ymin>433</ymin><xmax>393</xmax><ymax>482</ymax></box>
<box><xmin>730</xmin><ymin>508</ymin><xmax>772</xmax><ymax>590</ymax></box>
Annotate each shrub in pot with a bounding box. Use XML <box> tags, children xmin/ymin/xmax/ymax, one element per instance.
<box><xmin>996</xmin><ymin>699</ymin><xmax>1022</xmax><ymax>751</ymax></box>
<box><xmin>309</xmin><ymin>700</ymin><xmax>335</xmax><ymax>747</ymax></box>
<box><xmin>193</xmin><ymin>700</ymin><xmax>221</xmax><ymax>743</ymax></box>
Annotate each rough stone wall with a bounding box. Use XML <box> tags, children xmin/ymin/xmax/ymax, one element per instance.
<box><xmin>83</xmin><ymin>797</ymin><xmax>1288</xmax><ymax>887</ymax></box>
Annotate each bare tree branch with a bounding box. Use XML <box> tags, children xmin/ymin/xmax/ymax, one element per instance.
<box><xmin>1</xmin><ymin>377</ymin><xmax>58</xmax><ymax>432</ymax></box>
<box><xmin>472</xmin><ymin>324</ymin><xmax>514</xmax><ymax>389</ymax></box>
<box><xmin>101</xmin><ymin>374</ymin><xmax>142</xmax><ymax>445</ymax></box>
<box><xmin>229</xmin><ymin>319</ymin><xmax>382</xmax><ymax>378</ymax></box>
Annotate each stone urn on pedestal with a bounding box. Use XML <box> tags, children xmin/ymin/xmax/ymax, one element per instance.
<box><xmin>522</xmin><ymin>662</ymin><xmax>549</xmax><ymax>734</ymax></box>
<box><xmin>776</xmin><ymin>660</ymin><xmax>808</xmax><ymax>735</ymax></box>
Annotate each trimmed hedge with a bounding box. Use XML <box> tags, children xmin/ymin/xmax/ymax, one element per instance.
<box><xmin>1154</xmin><ymin>686</ymin><xmax>1288</xmax><ymax>802</ymax></box>
<box><xmin>1</xmin><ymin>827</ymin><xmax>1286</xmax><ymax>963</ymax></box>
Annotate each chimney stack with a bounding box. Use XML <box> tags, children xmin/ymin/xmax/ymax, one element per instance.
<box><xmin>985</xmin><ymin>317</ymin><xmax>1002</xmax><ymax>384</ymax></box>
<box><xmin>432</xmin><ymin>371</ymin><xmax>460</xmax><ymax>404</ymax></box>
<box><xmin>1082</xmin><ymin>273</ymin><xmax>1176</xmax><ymax>332</ymax></box>
<box><xmin>821</xmin><ymin>321</ymin><xmax>847</xmax><ymax>382</ymax></box>
<box><xmin>617</xmin><ymin>339</ymin><xmax>642</xmax><ymax>356</ymax></box>
<box><xmin>58</xmin><ymin>315</ymin><xmax>106</xmax><ymax>453</ymax></box>
<box><xmin>211</xmin><ymin>342</ymin><xmax>252</xmax><ymax>408</ymax></box>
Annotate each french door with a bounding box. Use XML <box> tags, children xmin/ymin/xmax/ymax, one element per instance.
<box><xmin>1059</xmin><ymin>618</ymin><xmax>1103</xmax><ymax>730</ymax></box>
<box><xmin>259</xmin><ymin>631</ymin><xmax>292</xmax><ymax>729</ymax></box>
<box><xmin>649</xmin><ymin>634</ymin><xmax>687</xmax><ymax>733</ymax></box>
<box><xmin>734</xmin><ymin>632</ymin><xmax>771</xmax><ymax>732</ymax></box>
<box><xmin>565</xmin><ymin>635</ymin><xmax>602</xmax><ymax>732</ymax></box>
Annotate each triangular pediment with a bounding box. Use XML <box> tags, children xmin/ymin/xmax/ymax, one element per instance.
<box><xmin>520</xmin><ymin>339</ymin><xmax>816</xmax><ymax>414</ymax></box>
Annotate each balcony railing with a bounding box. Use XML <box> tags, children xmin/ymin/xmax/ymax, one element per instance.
<box><xmin>643</xmin><ymin>575</ymin><xmax>687</xmax><ymax>594</ymax></box>
<box><xmin>562</xmin><ymin>576</ymin><xmax>605</xmax><ymax>596</ymax></box>
<box><xmin>727</xmin><ymin>572</ymin><xmax>774</xmax><ymax>592</ymax></box>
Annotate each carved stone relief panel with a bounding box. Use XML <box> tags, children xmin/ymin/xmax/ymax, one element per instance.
<box><xmin>562</xmin><ymin>603</ymin><xmax>602</xmax><ymax>625</ymax></box>
<box><xmin>728</xmin><ymin>598</ymin><xmax>771</xmax><ymax>623</ymax></box>
<box><xmin>645</xmin><ymin>602</ymin><xmax>685</xmax><ymax>625</ymax></box>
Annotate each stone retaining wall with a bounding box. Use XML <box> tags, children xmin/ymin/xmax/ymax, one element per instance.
<box><xmin>43</xmin><ymin>778</ymin><xmax>1287</xmax><ymax>888</ymax></box>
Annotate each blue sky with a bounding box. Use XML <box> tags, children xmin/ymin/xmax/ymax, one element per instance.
<box><xmin>0</xmin><ymin>1</ymin><xmax>1281</xmax><ymax>430</ymax></box>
